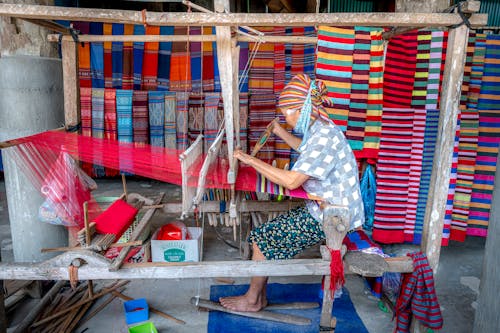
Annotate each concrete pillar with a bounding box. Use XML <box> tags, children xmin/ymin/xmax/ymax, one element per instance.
<box><xmin>0</xmin><ymin>56</ymin><xmax>67</xmax><ymax>262</ymax></box>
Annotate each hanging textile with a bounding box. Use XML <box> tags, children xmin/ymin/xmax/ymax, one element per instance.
<box><xmin>133</xmin><ymin>25</ymin><xmax>145</xmax><ymax>90</ymax></box>
<box><xmin>141</xmin><ymin>26</ymin><xmax>160</xmax><ymax>91</ymax></box>
<box><xmin>80</xmin><ymin>87</ymin><xmax>93</xmax><ymax>176</ymax></box>
<box><xmin>176</xmin><ymin>92</ymin><xmax>190</xmax><ymax>151</ymax></box>
<box><xmin>213</xmin><ymin>27</ymin><xmax>221</xmax><ymax>92</ymax></box>
<box><xmin>249</xmin><ymin>93</ymin><xmax>277</xmax><ymax>163</ymax></box>
<box><xmin>170</xmin><ymin>26</ymin><xmax>192</xmax><ymax>92</ymax></box>
<box><xmin>238</xmin><ymin>40</ymin><xmax>249</xmax><ymax>93</ymax></box>
<box><xmin>190</xmin><ymin>27</ymin><xmax>202</xmax><ymax>92</ymax></box>
<box><xmin>303</xmin><ymin>26</ymin><xmax>316</xmax><ymax>78</ymax></box>
<box><xmin>116</xmin><ymin>89</ymin><xmax>134</xmax><ymax>172</ymax></box>
<box><xmin>148</xmin><ymin>91</ymin><xmax>165</xmax><ymax>147</ymax></box>
<box><xmin>111</xmin><ymin>23</ymin><xmax>124</xmax><ymax>89</ymax></box>
<box><xmin>91</xmin><ymin>88</ymin><xmax>106</xmax><ymax>177</ymax></box>
<box><xmin>204</xmin><ymin>92</ymin><xmax>221</xmax><ymax>153</ymax></box>
<box><xmin>425</xmin><ymin>31</ymin><xmax>446</xmax><ymax>110</ymax></box>
<box><xmin>249</xmin><ymin>26</ymin><xmax>275</xmax><ymax>94</ymax></box>
<box><xmin>132</xmin><ymin>90</ymin><xmax>149</xmax><ymax>144</ymax></box>
<box><xmin>104</xmin><ymin>88</ymin><xmax>119</xmax><ymax>177</ymax></box>
<box><xmin>202</xmin><ymin>26</ymin><xmax>215</xmax><ymax>92</ymax></box>
<box><xmin>157</xmin><ymin>26</ymin><xmax>174</xmax><ymax>91</ymax></box>
<box><xmin>74</xmin><ymin>22</ymin><xmax>91</xmax><ymax>88</ymax></box>
<box><xmin>164</xmin><ymin>92</ymin><xmax>177</xmax><ymax>149</ymax></box>
<box><xmin>372</xmin><ymin>108</ymin><xmax>415</xmax><ymax>244</ymax></box>
<box><xmin>90</xmin><ymin>22</ymin><xmax>105</xmax><ymax>88</ymax></box>
<box><xmin>239</xmin><ymin>92</ymin><xmax>249</xmax><ymax>154</ymax></box>
<box><xmin>411</xmin><ymin>31</ymin><xmax>431</xmax><ymax>109</ymax></box>
<box><xmin>122</xmin><ymin>24</ymin><xmax>135</xmax><ymax>90</ymax></box>
<box><xmin>103</xmin><ymin>23</ymin><xmax>113</xmax><ymax>88</ymax></box>
<box><xmin>188</xmin><ymin>93</ymin><xmax>205</xmax><ymax>145</ymax></box>
<box><xmin>273</xmin><ymin>27</ymin><xmax>286</xmax><ymax>94</ymax></box>
<box><xmin>290</xmin><ymin>27</ymin><xmax>305</xmax><ymax>77</ymax></box>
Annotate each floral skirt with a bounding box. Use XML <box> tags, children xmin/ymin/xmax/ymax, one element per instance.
<box><xmin>248</xmin><ymin>206</ymin><xmax>325</xmax><ymax>260</ymax></box>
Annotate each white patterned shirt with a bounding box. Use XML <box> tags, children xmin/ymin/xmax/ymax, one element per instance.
<box><xmin>292</xmin><ymin>120</ymin><xmax>364</xmax><ymax>229</ymax></box>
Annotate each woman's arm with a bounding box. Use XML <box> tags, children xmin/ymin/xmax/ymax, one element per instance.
<box><xmin>272</xmin><ymin>123</ymin><xmax>302</xmax><ymax>151</ymax></box>
<box><xmin>234</xmin><ymin>149</ymin><xmax>309</xmax><ymax>190</ymax></box>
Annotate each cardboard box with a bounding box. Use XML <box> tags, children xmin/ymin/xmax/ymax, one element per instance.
<box><xmin>151</xmin><ymin>227</ymin><xmax>202</xmax><ymax>262</ymax></box>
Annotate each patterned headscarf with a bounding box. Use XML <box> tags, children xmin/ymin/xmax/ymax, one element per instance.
<box><xmin>278</xmin><ymin>73</ymin><xmax>333</xmax><ymax>122</ymax></box>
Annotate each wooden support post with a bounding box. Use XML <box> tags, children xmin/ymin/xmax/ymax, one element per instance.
<box><xmin>61</xmin><ymin>38</ymin><xmax>79</xmax><ymax>129</ymax></box>
<box><xmin>0</xmin><ymin>251</ymin><xmax>6</xmax><ymax>333</ymax></box>
<box><xmin>421</xmin><ymin>24</ymin><xmax>469</xmax><ymax>271</ymax></box>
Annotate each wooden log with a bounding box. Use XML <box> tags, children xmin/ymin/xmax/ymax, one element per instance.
<box><xmin>191</xmin><ymin>297</ymin><xmax>311</xmax><ymax>325</ymax></box>
<box><xmin>109</xmin><ymin>193</ymin><xmax>165</xmax><ymax>271</ymax></box>
<box><xmin>61</xmin><ymin>38</ymin><xmax>79</xmax><ymax>129</ymax></box>
<box><xmin>111</xmin><ymin>290</ymin><xmax>186</xmax><ymax>325</ymax></box>
<box><xmin>11</xmin><ymin>280</ymin><xmax>66</xmax><ymax>333</ymax></box>
<box><xmin>0</xmin><ymin>4</ymin><xmax>488</xmax><ymax>27</ymax></box>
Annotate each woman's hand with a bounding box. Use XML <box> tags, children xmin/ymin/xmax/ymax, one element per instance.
<box><xmin>234</xmin><ymin>148</ymin><xmax>252</xmax><ymax>165</ymax></box>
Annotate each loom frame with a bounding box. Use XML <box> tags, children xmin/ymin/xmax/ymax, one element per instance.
<box><xmin>0</xmin><ymin>1</ymin><xmax>486</xmax><ymax>332</ymax></box>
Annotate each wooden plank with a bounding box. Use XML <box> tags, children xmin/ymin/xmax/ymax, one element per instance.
<box><xmin>421</xmin><ymin>24</ymin><xmax>469</xmax><ymax>271</ymax></box>
<box><xmin>0</xmin><ymin>255</ymin><xmax>413</xmax><ymax>280</ymax></box>
<box><xmin>0</xmin><ymin>4</ymin><xmax>488</xmax><ymax>27</ymax></box>
<box><xmin>61</xmin><ymin>38</ymin><xmax>79</xmax><ymax>129</ymax></box>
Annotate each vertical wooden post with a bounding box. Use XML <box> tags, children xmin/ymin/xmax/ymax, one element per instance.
<box><xmin>61</xmin><ymin>39</ymin><xmax>80</xmax><ymax>129</ymax></box>
<box><xmin>421</xmin><ymin>24</ymin><xmax>468</xmax><ymax>271</ymax></box>
<box><xmin>0</xmin><ymin>251</ymin><xmax>6</xmax><ymax>333</ymax></box>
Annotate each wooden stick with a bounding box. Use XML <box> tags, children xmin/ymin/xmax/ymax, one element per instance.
<box><xmin>83</xmin><ymin>202</ymin><xmax>91</xmax><ymax>246</ymax></box>
<box><xmin>121</xmin><ymin>174</ymin><xmax>128</xmax><ymax>201</ymax></box>
<box><xmin>12</xmin><ymin>280</ymin><xmax>66</xmax><ymax>333</ymax></box>
<box><xmin>78</xmin><ymin>291</ymin><xmax>121</xmax><ymax>326</ymax></box>
<box><xmin>65</xmin><ymin>300</ymin><xmax>94</xmax><ymax>333</ymax></box>
<box><xmin>111</xmin><ymin>290</ymin><xmax>186</xmax><ymax>325</ymax></box>
<box><xmin>32</xmin><ymin>280</ymin><xmax>129</xmax><ymax>328</ymax></box>
<box><xmin>41</xmin><ymin>240</ymin><xmax>143</xmax><ymax>253</ymax></box>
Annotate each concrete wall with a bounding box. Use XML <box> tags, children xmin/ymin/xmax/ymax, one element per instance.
<box><xmin>396</xmin><ymin>0</ymin><xmax>450</xmax><ymax>13</ymax></box>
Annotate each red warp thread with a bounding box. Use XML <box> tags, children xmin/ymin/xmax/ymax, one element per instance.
<box><xmin>328</xmin><ymin>247</ymin><xmax>345</xmax><ymax>296</ymax></box>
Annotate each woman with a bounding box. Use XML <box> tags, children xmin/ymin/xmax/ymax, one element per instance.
<box><xmin>220</xmin><ymin>73</ymin><xmax>364</xmax><ymax>312</ymax></box>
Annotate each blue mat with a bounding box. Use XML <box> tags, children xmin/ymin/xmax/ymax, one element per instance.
<box><xmin>208</xmin><ymin>283</ymin><xmax>369</xmax><ymax>333</ymax></box>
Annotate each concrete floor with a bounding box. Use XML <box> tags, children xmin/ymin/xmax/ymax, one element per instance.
<box><xmin>0</xmin><ymin>177</ymin><xmax>485</xmax><ymax>333</ymax></box>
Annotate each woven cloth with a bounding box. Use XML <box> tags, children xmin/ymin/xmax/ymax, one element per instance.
<box><xmin>90</xmin><ymin>23</ymin><xmax>105</xmax><ymax>88</ymax></box>
<box><xmin>170</xmin><ymin>26</ymin><xmax>192</xmax><ymax>92</ymax></box>
<box><xmin>164</xmin><ymin>92</ymin><xmax>177</xmax><ymax>149</ymax></box>
<box><xmin>91</xmin><ymin>88</ymin><xmax>105</xmax><ymax>177</ymax></box>
<box><xmin>372</xmin><ymin>108</ymin><xmax>414</xmax><ymax>244</ymax></box>
<box><xmin>190</xmin><ymin>27</ymin><xmax>202</xmax><ymax>92</ymax></box>
<box><xmin>122</xmin><ymin>24</ymin><xmax>134</xmax><ymax>90</ymax></box>
<box><xmin>75</xmin><ymin>22</ymin><xmax>91</xmax><ymax>89</ymax></box>
<box><xmin>132</xmin><ymin>90</ymin><xmax>149</xmax><ymax>144</ymax></box>
<box><xmin>176</xmin><ymin>92</ymin><xmax>190</xmax><ymax>151</ymax></box>
<box><xmin>111</xmin><ymin>23</ymin><xmax>124</xmax><ymax>89</ymax></box>
<box><xmin>80</xmin><ymin>87</ymin><xmax>93</xmax><ymax>176</ymax></box>
<box><xmin>411</xmin><ymin>31</ymin><xmax>431</xmax><ymax>109</ymax></box>
<box><xmin>148</xmin><ymin>91</ymin><xmax>165</xmax><ymax>147</ymax></box>
<box><xmin>425</xmin><ymin>31</ymin><xmax>446</xmax><ymax>110</ymax></box>
<box><xmin>103</xmin><ymin>23</ymin><xmax>113</xmax><ymax>88</ymax></box>
<box><xmin>104</xmin><ymin>88</ymin><xmax>119</xmax><ymax>177</ymax></box>
<box><xmin>249</xmin><ymin>26</ymin><xmax>275</xmax><ymax>94</ymax></box>
<box><xmin>157</xmin><ymin>26</ymin><xmax>174</xmax><ymax>91</ymax></box>
<box><xmin>204</xmin><ymin>92</ymin><xmax>221</xmax><ymax>153</ymax></box>
<box><xmin>132</xmin><ymin>25</ymin><xmax>145</xmax><ymax>90</ymax></box>
<box><xmin>202</xmin><ymin>26</ymin><xmax>215</xmax><ymax>92</ymax></box>
<box><xmin>239</xmin><ymin>92</ymin><xmax>249</xmax><ymax>153</ymax></box>
<box><xmin>273</xmin><ymin>27</ymin><xmax>286</xmax><ymax>94</ymax></box>
<box><xmin>238</xmin><ymin>40</ymin><xmax>249</xmax><ymax>93</ymax></box>
<box><xmin>188</xmin><ymin>93</ymin><xmax>205</xmax><ymax>145</ymax></box>
<box><xmin>248</xmin><ymin>93</ymin><xmax>277</xmax><ymax>162</ymax></box>
<box><xmin>116</xmin><ymin>89</ymin><xmax>134</xmax><ymax>172</ymax></box>
<box><xmin>395</xmin><ymin>252</ymin><xmax>443</xmax><ymax>333</ymax></box>
<box><xmin>141</xmin><ymin>26</ymin><xmax>160</xmax><ymax>91</ymax></box>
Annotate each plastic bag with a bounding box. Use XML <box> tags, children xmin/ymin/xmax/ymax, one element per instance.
<box><xmin>360</xmin><ymin>164</ymin><xmax>376</xmax><ymax>231</ymax></box>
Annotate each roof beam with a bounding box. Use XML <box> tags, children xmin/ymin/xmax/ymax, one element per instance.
<box><xmin>0</xmin><ymin>4</ymin><xmax>488</xmax><ymax>27</ymax></box>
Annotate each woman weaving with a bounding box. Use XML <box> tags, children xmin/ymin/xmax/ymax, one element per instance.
<box><xmin>220</xmin><ymin>74</ymin><xmax>365</xmax><ymax>312</ymax></box>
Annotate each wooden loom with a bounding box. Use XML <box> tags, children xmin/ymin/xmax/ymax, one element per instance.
<box><xmin>0</xmin><ymin>1</ymin><xmax>487</xmax><ymax>332</ymax></box>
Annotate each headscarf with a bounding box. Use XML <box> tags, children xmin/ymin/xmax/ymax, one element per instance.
<box><xmin>278</xmin><ymin>74</ymin><xmax>333</xmax><ymax>150</ymax></box>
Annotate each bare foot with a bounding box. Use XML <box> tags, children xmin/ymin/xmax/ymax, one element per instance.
<box><xmin>219</xmin><ymin>294</ymin><xmax>267</xmax><ymax>312</ymax></box>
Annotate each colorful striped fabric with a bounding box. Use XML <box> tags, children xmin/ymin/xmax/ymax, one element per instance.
<box><xmin>176</xmin><ymin>92</ymin><xmax>190</xmax><ymax>151</ymax></box>
<box><xmin>450</xmin><ymin>109</ymin><xmax>479</xmax><ymax>241</ymax></box>
<box><xmin>141</xmin><ymin>26</ymin><xmax>160</xmax><ymax>91</ymax></box>
<box><xmin>80</xmin><ymin>87</ymin><xmax>93</xmax><ymax>176</ymax></box>
<box><xmin>459</xmin><ymin>33</ymin><xmax>475</xmax><ymax>110</ymax></box>
<box><xmin>170</xmin><ymin>26</ymin><xmax>191</xmax><ymax>92</ymax></box>
<box><xmin>290</xmin><ymin>27</ymin><xmax>306</xmax><ymax>78</ymax></box>
<box><xmin>148</xmin><ymin>91</ymin><xmax>165</xmax><ymax>147</ymax></box>
<box><xmin>132</xmin><ymin>90</ymin><xmax>149</xmax><ymax>144</ymax></box>
<box><xmin>75</xmin><ymin>22</ymin><xmax>91</xmax><ymax>88</ymax></box>
<box><xmin>414</xmin><ymin>109</ymin><xmax>439</xmax><ymax>244</ymax></box>
<box><xmin>111</xmin><ymin>23</ymin><xmax>124</xmax><ymax>89</ymax></box>
<box><xmin>467</xmin><ymin>34</ymin><xmax>487</xmax><ymax>110</ymax></box>
<box><xmin>316</xmin><ymin>26</ymin><xmax>354</xmax><ymax>131</ymax></box>
<box><xmin>303</xmin><ymin>26</ymin><xmax>316</xmax><ymax>78</ymax></box>
<box><xmin>132</xmin><ymin>25</ymin><xmax>145</xmax><ymax>90</ymax></box>
<box><xmin>116</xmin><ymin>89</ymin><xmax>134</xmax><ymax>173</ymax></box>
<box><xmin>426</xmin><ymin>31</ymin><xmax>446</xmax><ymax>110</ymax></box>
<box><xmin>411</xmin><ymin>31</ymin><xmax>431</xmax><ymax>109</ymax></box>
<box><xmin>248</xmin><ymin>93</ymin><xmax>277</xmax><ymax>162</ymax></box>
<box><xmin>383</xmin><ymin>31</ymin><xmax>418</xmax><ymax>108</ymax></box>
<box><xmin>122</xmin><ymin>24</ymin><xmax>134</xmax><ymax>90</ymax></box>
<box><xmin>164</xmin><ymin>92</ymin><xmax>177</xmax><ymax>149</ymax></box>
<box><xmin>238</xmin><ymin>40</ymin><xmax>249</xmax><ymax>93</ymax></box>
<box><xmin>239</xmin><ymin>92</ymin><xmax>249</xmax><ymax>154</ymax></box>
<box><xmin>274</xmin><ymin>100</ymin><xmax>292</xmax><ymax>169</ymax></box>
<box><xmin>213</xmin><ymin>27</ymin><xmax>221</xmax><ymax>92</ymax></box>
<box><xmin>91</xmin><ymin>88</ymin><xmax>105</xmax><ymax>177</ymax></box>
<box><xmin>273</xmin><ymin>27</ymin><xmax>286</xmax><ymax>94</ymax></box>
<box><xmin>90</xmin><ymin>23</ymin><xmax>104</xmax><ymax>88</ymax></box>
<box><xmin>202</xmin><ymin>26</ymin><xmax>215</xmax><ymax>92</ymax></box>
<box><xmin>157</xmin><ymin>26</ymin><xmax>174</xmax><ymax>91</ymax></box>
<box><xmin>190</xmin><ymin>27</ymin><xmax>202</xmax><ymax>92</ymax></box>
<box><xmin>103</xmin><ymin>23</ymin><xmax>113</xmax><ymax>88</ymax></box>
<box><xmin>104</xmin><ymin>88</ymin><xmax>119</xmax><ymax>177</ymax></box>
<box><xmin>347</xmin><ymin>27</ymin><xmax>371</xmax><ymax>151</ymax></box>
<box><xmin>188</xmin><ymin>93</ymin><xmax>205</xmax><ymax>145</ymax></box>
<box><xmin>204</xmin><ymin>92</ymin><xmax>221</xmax><ymax>153</ymax></box>
<box><xmin>372</xmin><ymin>108</ymin><xmax>414</xmax><ymax>244</ymax></box>
<box><xmin>249</xmin><ymin>26</ymin><xmax>275</xmax><ymax>94</ymax></box>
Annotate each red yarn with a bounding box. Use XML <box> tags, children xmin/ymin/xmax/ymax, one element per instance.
<box><xmin>328</xmin><ymin>248</ymin><xmax>345</xmax><ymax>295</ymax></box>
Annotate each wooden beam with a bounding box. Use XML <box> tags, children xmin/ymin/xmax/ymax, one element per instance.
<box><xmin>0</xmin><ymin>253</ymin><xmax>413</xmax><ymax>280</ymax></box>
<box><xmin>0</xmin><ymin>4</ymin><xmax>488</xmax><ymax>27</ymax></box>
<box><xmin>61</xmin><ymin>38</ymin><xmax>79</xmax><ymax>129</ymax></box>
<box><xmin>421</xmin><ymin>24</ymin><xmax>469</xmax><ymax>271</ymax></box>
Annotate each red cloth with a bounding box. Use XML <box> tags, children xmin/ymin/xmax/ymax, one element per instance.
<box><xmin>93</xmin><ymin>199</ymin><xmax>138</xmax><ymax>241</ymax></box>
